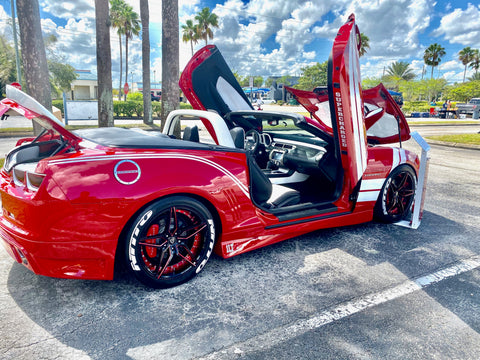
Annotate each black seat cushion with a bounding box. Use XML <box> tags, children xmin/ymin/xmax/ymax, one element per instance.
<box><xmin>249</xmin><ymin>158</ymin><xmax>272</xmax><ymax>206</ymax></box>
<box><xmin>248</xmin><ymin>158</ymin><xmax>301</xmax><ymax>208</ymax></box>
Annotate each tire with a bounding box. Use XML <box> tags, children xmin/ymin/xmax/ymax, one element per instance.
<box><xmin>126</xmin><ymin>196</ymin><xmax>215</xmax><ymax>288</ymax></box>
<box><xmin>374</xmin><ymin>165</ymin><xmax>416</xmax><ymax>223</ymax></box>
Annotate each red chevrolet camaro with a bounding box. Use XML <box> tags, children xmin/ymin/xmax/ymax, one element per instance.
<box><xmin>0</xmin><ymin>15</ymin><xmax>428</xmax><ymax>288</ymax></box>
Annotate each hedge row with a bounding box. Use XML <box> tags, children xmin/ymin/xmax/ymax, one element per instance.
<box><xmin>402</xmin><ymin>101</ymin><xmax>458</xmax><ymax>115</ymax></box>
<box><xmin>51</xmin><ymin>100</ymin><xmax>192</xmax><ymax>118</ymax></box>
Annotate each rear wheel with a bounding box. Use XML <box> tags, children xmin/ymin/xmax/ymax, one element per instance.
<box><xmin>375</xmin><ymin>165</ymin><xmax>416</xmax><ymax>223</ymax></box>
<box><xmin>126</xmin><ymin>196</ymin><xmax>215</xmax><ymax>288</ymax></box>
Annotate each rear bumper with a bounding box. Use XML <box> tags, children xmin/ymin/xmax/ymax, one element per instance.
<box><xmin>0</xmin><ymin>217</ymin><xmax>117</xmax><ymax>280</ymax></box>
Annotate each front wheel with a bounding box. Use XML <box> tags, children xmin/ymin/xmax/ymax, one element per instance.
<box><xmin>126</xmin><ymin>196</ymin><xmax>215</xmax><ymax>288</ymax></box>
<box><xmin>374</xmin><ymin>165</ymin><xmax>416</xmax><ymax>223</ymax></box>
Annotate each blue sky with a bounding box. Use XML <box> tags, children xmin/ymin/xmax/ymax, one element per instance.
<box><xmin>1</xmin><ymin>0</ymin><xmax>479</xmax><ymax>85</ymax></box>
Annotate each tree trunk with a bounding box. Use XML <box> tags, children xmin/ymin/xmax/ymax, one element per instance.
<box><xmin>94</xmin><ymin>0</ymin><xmax>114</xmax><ymax>127</ymax></box>
<box><xmin>124</xmin><ymin>36</ymin><xmax>129</xmax><ymax>101</ymax></box>
<box><xmin>16</xmin><ymin>0</ymin><xmax>51</xmax><ymax>135</ymax></box>
<box><xmin>118</xmin><ymin>33</ymin><xmax>123</xmax><ymax>100</ymax></box>
<box><xmin>140</xmin><ymin>0</ymin><xmax>152</xmax><ymax>125</ymax></box>
<box><xmin>161</xmin><ymin>0</ymin><xmax>179</xmax><ymax>135</ymax></box>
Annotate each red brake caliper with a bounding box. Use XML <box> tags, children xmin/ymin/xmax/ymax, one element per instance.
<box><xmin>146</xmin><ymin>224</ymin><xmax>159</xmax><ymax>258</ymax></box>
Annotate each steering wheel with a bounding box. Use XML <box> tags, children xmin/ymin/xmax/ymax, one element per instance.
<box><xmin>244</xmin><ymin>129</ymin><xmax>261</xmax><ymax>153</ymax></box>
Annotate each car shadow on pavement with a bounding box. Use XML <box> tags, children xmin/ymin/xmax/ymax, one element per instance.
<box><xmin>5</xmin><ymin>210</ymin><xmax>480</xmax><ymax>359</ymax></box>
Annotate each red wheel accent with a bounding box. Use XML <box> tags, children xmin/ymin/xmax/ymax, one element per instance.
<box><xmin>375</xmin><ymin>165</ymin><xmax>416</xmax><ymax>223</ymax></box>
<box><xmin>128</xmin><ymin>196</ymin><xmax>215</xmax><ymax>288</ymax></box>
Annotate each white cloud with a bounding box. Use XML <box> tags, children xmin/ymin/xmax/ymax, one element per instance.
<box><xmin>432</xmin><ymin>3</ymin><xmax>480</xmax><ymax>47</ymax></box>
<box><xmin>439</xmin><ymin>60</ymin><xmax>460</xmax><ymax>71</ymax></box>
<box><xmin>3</xmin><ymin>0</ymin><xmax>469</xmax><ymax>87</ymax></box>
<box><xmin>344</xmin><ymin>0</ymin><xmax>436</xmax><ymax>59</ymax></box>
<box><xmin>302</xmin><ymin>51</ymin><xmax>316</xmax><ymax>60</ymax></box>
<box><xmin>40</xmin><ymin>0</ymin><xmax>95</xmax><ymax>20</ymax></box>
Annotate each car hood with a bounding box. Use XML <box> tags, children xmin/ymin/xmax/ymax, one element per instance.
<box><xmin>0</xmin><ymin>85</ymin><xmax>82</xmax><ymax>146</ymax></box>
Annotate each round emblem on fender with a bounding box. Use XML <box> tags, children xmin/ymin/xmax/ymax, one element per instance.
<box><xmin>114</xmin><ymin>160</ymin><xmax>141</xmax><ymax>185</ymax></box>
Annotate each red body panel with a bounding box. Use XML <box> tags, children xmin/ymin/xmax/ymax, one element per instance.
<box><xmin>0</xmin><ymin>15</ymin><xmax>423</xmax><ymax>283</ymax></box>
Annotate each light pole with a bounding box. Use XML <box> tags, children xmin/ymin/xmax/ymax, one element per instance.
<box><xmin>154</xmin><ymin>70</ymin><xmax>156</xmax><ymax>83</ymax></box>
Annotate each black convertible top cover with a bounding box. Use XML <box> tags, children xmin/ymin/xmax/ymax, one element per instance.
<box><xmin>74</xmin><ymin>127</ymin><xmax>211</xmax><ymax>149</ymax></box>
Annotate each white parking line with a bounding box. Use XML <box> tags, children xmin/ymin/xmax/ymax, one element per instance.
<box><xmin>127</xmin><ymin>256</ymin><xmax>480</xmax><ymax>360</ymax></box>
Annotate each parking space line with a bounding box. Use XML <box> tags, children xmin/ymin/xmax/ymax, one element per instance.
<box><xmin>195</xmin><ymin>256</ymin><xmax>480</xmax><ymax>360</ymax></box>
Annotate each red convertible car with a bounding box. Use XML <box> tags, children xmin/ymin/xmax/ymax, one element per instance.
<box><xmin>0</xmin><ymin>15</ymin><xmax>429</xmax><ymax>288</ymax></box>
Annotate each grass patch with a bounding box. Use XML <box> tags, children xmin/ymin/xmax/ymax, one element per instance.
<box><xmin>426</xmin><ymin>133</ymin><xmax>480</xmax><ymax>145</ymax></box>
<box><xmin>0</xmin><ymin>158</ymin><xmax>4</xmax><ymax>168</ymax></box>
<box><xmin>0</xmin><ymin>127</ymin><xmax>34</xmax><ymax>133</ymax></box>
<box><xmin>408</xmin><ymin>120</ymin><xmax>479</xmax><ymax>125</ymax></box>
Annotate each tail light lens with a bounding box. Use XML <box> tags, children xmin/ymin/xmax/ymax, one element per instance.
<box><xmin>11</xmin><ymin>163</ymin><xmax>45</xmax><ymax>191</ymax></box>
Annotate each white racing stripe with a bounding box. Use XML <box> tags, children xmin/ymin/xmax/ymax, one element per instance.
<box><xmin>49</xmin><ymin>153</ymin><xmax>250</xmax><ymax>197</ymax></box>
<box><xmin>126</xmin><ymin>255</ymin><xmax>480</xmax><ymax>360</ymax></box>
<box><xmin>357</xmin><ymin>178</ymin><xmax>384</xmax><ymax>203</ymax></box>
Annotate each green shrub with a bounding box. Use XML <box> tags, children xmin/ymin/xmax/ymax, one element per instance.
<box><xmin>152</xmin><ymin>102</ymin><xmax>162</xmax><ymax>117</ymax></box>
<box><xmin>113</xmin><ymin>100</ymin><xmax>138</xmax><ymax>117</ymax></box>
<box><xmin>180</xmin><ymin>102</ymin><xmax>193</xmax><ymax>109</ymax></box>
<box><xmin>127</xmin><ymin>92</ymin><xmax>143</xmax><ymax>101</ymax></box>
<box><xmin>52</xmin><ymin>100</ymin><xmax>64</xmax><ymax>115</ymax></box>
<box><xmin>402</xmin><ymin>101</ymin><xmax>431</xmax><ymax>114</ymax></box>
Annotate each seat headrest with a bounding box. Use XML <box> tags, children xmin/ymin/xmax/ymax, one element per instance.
<box><xmin>229</xmin><ymin>127</ymin><xmax>245</xmax><ymax>149</ymax></box>
<box><xmin>183</xmin><ymin>125</ymin><xmax>199</xmax><ymax>142</ymax></box>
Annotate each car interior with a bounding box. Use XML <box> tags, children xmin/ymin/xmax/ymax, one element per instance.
<box><xmin>178</xmin><ymin>110</ymin><xmax>342</xmax><ymax>217</ymax></box>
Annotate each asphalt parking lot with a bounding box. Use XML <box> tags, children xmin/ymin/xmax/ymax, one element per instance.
<box><xmin>1</xmin><ymin>120</ymin><xmax>480</xmax><ymax>359</ymax></box>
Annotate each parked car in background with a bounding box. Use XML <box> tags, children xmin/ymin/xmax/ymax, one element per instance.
<box><xmin>457</xmin><ymin>98</ymin><xmax>480</xmax><ymax>116</ymax></box>
<box><xmin>151</xmin><ymin>93</ymin><xmax>161</xmax><ymax>101</ymax></box>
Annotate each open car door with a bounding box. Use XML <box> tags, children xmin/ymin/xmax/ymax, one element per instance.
<box><xmin>328</xmin><ymin>14</ymin><xmax>367</xmax><ymax>196</ymax></box>
<box><xmin>180</xmin><ymin>45</ymin><xmax>254</xmax><ymax>118</ymax></box>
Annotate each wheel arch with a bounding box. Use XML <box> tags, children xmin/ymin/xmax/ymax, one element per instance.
<box><xmin>113</xmin><ymin>192</ymin><xmax>223</xmax><ymax>275</ymax></box>
<box><xmin>374</xmin><ymin>162</ymin><xmax>417</xmax><ymax>223</ymax></box>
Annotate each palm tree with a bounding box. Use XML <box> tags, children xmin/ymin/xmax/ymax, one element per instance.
<box><xmin>469</xmin><ymin>49</ymin><xmax>480</xmax><ymax>77</ymax></box>
<box><xmin>182</xmin><ymin>19</ymin><xmax>199</xmax><ymax>56</ymax></box>
<box><xmin>140</xmin><ymin>0</ymin><xmax>152</xmax><ymax>125</ymax></box>
<box><xmin>195</xmin><ymin>7</ymin><xmax>218</xmax><ymax>46</ymax></box>
<box><xmin>161</xmin><ymin>0</ymin><xmax>179</xmax><ymax>134</ymax></box>
<box><xmin>458</xmin><ymin>47</ymin><xmax>475</xmax><ymax>82</ymax></box>
<box><xmin>110</xmin><ymin>0</ymin><xmax>126</xmax><ymax>100</ymax></box>
<box><xmin>117</xmin><ymin>3</ymin><xmax>140</xmax><ymax>101</ymax></box>
<box><xmin>94</xmin><ymin>0</ymin><xmax>114</xmax><ymax>127</ymax></box>
<box><xmin>16</xmin><ymin>0</ymin><xmax>51</xmax><ymax>135</ymax></box>
<box><xmin>468</xmin><ymin>72</ymin><xmax>480</xmax><ymax>81</ymax></box>
<box><xmin>359</xmin><ymin>32</ymin><xmax>370</xmax><ymax>57</ymax></box>
<box><xmin>385</xmin><ymin>61</ymin><xmax>416</xmax><ymax>81</ymax></box>
<box><xmin>424</xmin><ymin>43</ymin><xmax>446</xmax><ymax>79</ymax></box>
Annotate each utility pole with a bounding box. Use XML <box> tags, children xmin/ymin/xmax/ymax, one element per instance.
<box><xmin>10</xmin><ymin>0</ymin><xmax>22</xmax><ymax>84</ymax></box>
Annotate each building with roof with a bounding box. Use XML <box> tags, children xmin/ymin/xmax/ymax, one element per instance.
<box><xmin>133</xmin><ymin>82</ymin><xmax>162</xmax><ymax>97</ymax></box>
<box><xmin>70</xmin><ymin>70</ymin><xmax>98</xmax><ymax>100</ymax></box>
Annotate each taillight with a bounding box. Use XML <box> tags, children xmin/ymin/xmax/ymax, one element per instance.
<box><xmin>27</xmin><ymin>172</ymin><xmax>45</xmax><ymax>190</ymax></box>
<box><xmin>11</xmin><ymin>163</ymin><xmax>45</xmax><ymax>191</ymax></box>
